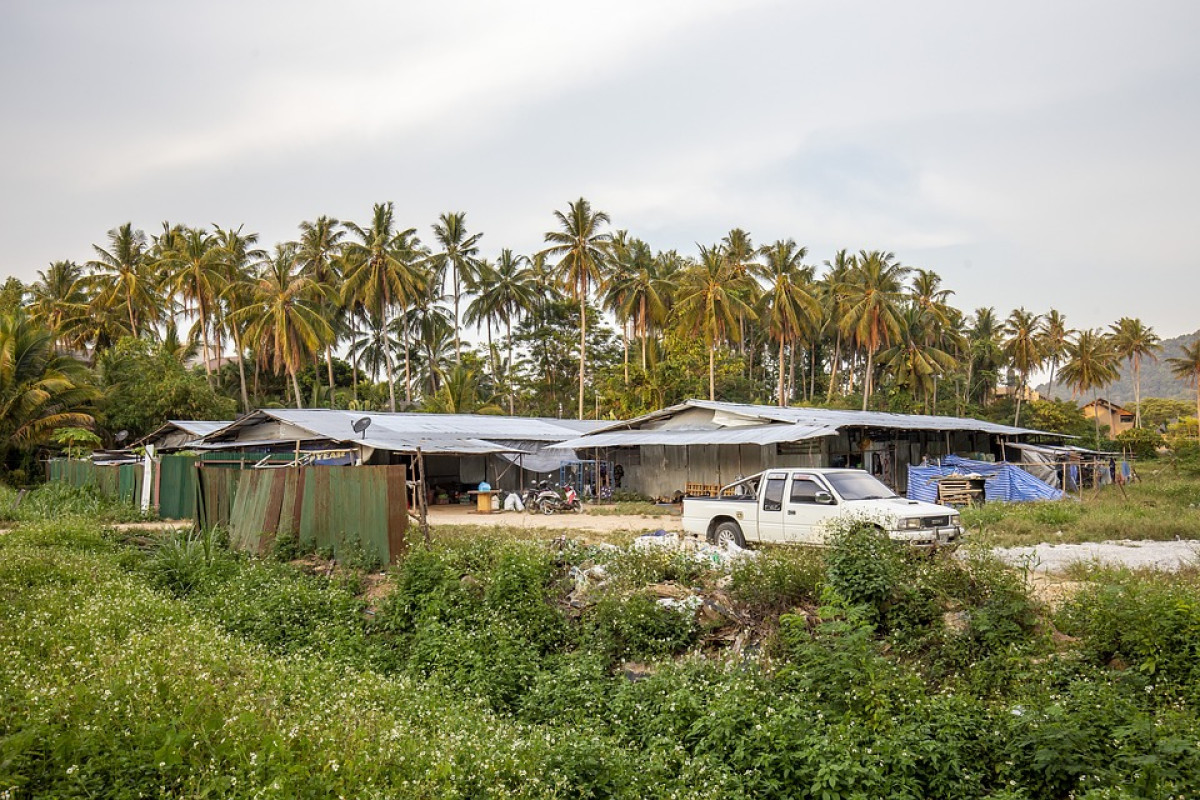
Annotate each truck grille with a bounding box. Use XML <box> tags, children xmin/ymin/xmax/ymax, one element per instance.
<box><xmin>923</xmin><ymin>515</ymin><xmax>950</xmax><ymax>527</ymax></box>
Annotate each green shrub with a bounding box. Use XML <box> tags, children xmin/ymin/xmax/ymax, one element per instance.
<box><xmin>729</xmin><ymin>547</ymin><xmax>824</xmax><ymax>615</ymax></box>
<box><xmin>822</xmin><ymin>521</ymin><xmax>908</xmax><ymax>621</ymax></box>
<box><xmin>1114</xmin><ymin>427</ymin><xmax>1164</xmax><ymax>460</ymax></box>
<box><xmin>587</xmin><ymin>592</ymin><xmax>697</xmax><ymax>661</ymax></box>
<box><xmin>145</xmin><ymin>528</ymin><xmax>226</xmax><ymax>596</ymax></box>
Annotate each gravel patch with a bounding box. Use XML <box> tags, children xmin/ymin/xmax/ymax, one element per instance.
<box><xmin>994</xmin><ymin>539</ymin><xmax>1200</xmax><ymax>574</ymax></box>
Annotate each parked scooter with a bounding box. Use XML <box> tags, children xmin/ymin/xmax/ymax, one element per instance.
<box><xmin>527</xmin><ymin>481</ymin><xmax>581</xmax><ymax>514</ymax></box>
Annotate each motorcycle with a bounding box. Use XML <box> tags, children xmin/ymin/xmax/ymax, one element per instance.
<box><xmin>527</xmin><ymin>481</ymin><xmax>581</xmax><ymax>514</ymax></box>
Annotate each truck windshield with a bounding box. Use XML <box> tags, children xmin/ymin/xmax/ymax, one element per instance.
<box><xmin>825</xmin><ymin>472</ymin><xmax>897</xmax><ymax>501</ymax></box>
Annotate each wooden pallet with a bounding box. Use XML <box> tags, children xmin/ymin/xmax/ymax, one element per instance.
<box><xmin>937</xmin><ymin>478</ymin><xmax>982</xmax><ymax>506</ymax></box>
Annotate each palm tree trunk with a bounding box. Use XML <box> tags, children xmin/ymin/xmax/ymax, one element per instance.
<box><xmin>640</xmin><ymin>298</ymin><xmax>648</xmax><ymax>371</ymax></box>
<box><xmin>453</xmin><ymin>270</ymin><xmax>462</xmax><ymax>363</ymax></box>
<box><xmin>233</xmin><ymin>327</ymin><xmax>250</xmax><ymax>413</ymax></box>
<box><xmin>777</xmin><ymin>337</ymin><xmax>786</xmax><ymax>406</ymax></box>
<box><xmin>827</xmin><ymin>332</ymin><xmax>842</xmax><ymax>401</ymax></box>
<box><xmin>709</xmin><ymin>344</ymin><xmax>716</xmax><ymax>401</ymax></box>
<box><xmin>291</xmin><ymin>368</ymin><xmax>304</xmax><ymax>410</ymax></box>
<box><xmin>789</xmin><ymin>343</ymin><xmax>797</xmax><ymax>403</ymax></box>
<box><xmin>198</xmin><ymin>297</ymin><xmax>213</xmax><ymax>388</ymax></box>
<box><xmin>1133</xmin><ymin>356</ymin><xmax>1142</xmax><ymax>428</ymax></box>
<box><xmin>1014</xmin><ymin>372</ymin><xmax>1026</xmax><ymax>426</ymax></box>
<box><xmin>326</xmin><ymin>347</ymin><xmax>336</xmax><ymax>409</ymax></box>
<box><xmin>623</xmin><ymin>319</ymin><xmax>629</xmax><ymax>385</ymax></box>
<box><xmin>809</xmin><ymin>341</ymin><xmax>817</xmax><ymax>400</ymax></box>
<box><xmin>578</xmin><ymin>287</ymin><xmax>587</xmax><ymax>420</ymax></box>
<box><xmin>862</xmin><ymin>348</ymin><xmax>874</xmax><ymax>411</ymax></box>
<box><xmin>382</xmin><ymin>306</ymin><xmax>397</xmax><ymax>412</ymax></box>
<box><xmin>507</xmin><ymin>318</ymin><xmax>515</xmax><ymax>415</ymax></box>
<box><xmin>404</xmin><ymin>337</ymin><xmax>413</xmax><ymax>405</ymax></box>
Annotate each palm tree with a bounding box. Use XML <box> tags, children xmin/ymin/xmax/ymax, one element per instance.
<box><xmin>1003</xmin><ymin>308</ymin><xmax>1045</xmax><ymax>426</ymax></box>
<box><xmin>540</xmin><ymin>198</ymin><xmax>612</xmax><ymax>419</ymax></box>
<box><xmin>298</xmin><ymin>216</ymin><xmax>346</xmax><ymax>404</ymax></box>
<box><xmin>29</xmin><ymin>261</ymin><xmax>88</xmax><ymax>350</ymax></box>
<box><xmin>821</xmin><ymin>250</ymin><xmax>853</xmax><ymax>401</ymax></box>
<box><xmin>0</xmin><ymin>310</ymin><xmax>96</xmax><ymax>454</ymax></box>
<box><xmin>879</xmin><ymin>304</ymin><xmax>958</xmax><ymax>409</ymax></box>
<box><xmin>674</xmin><ymin>245</ymin><xmax>757</xmax><ymax>400</ymax></box>
<box><xmin>467</xmin><ymin>249</ymin><xmax>538</xmax><ymax>412</ymax></box>
<box><xmin>234</xmin><ymin>244</ymin><xmax>333</xmax><ymax>409</ymax></box>
<box><xmin>1109</xmin><ymin>317</ymin><xmax>1161</xmax><ymax>428</ymax></box>
<box><xmin>214</xmin><ymin>225</ymin><xmax>265</xmax><ymax>412</ymax></box>
<box><xmin>161</xmin><ymin>227</ymin><xmax>225</xmax><ymax>387</ymax></box>
<box><xmin>608</xmin><ymin>241</ymin><xmax>671</xmax><ymax>374</ymax></box>
<box><xmin>842</xmin><ymin>250</ymin><xmax>909</xmax><ymax>410</ymax></box>
<box><xmin>1059</xmin><ymin>329</ymin><xmax>1120</xmax><ymax>441</ymax></box>
<box><xmin>430</xmin><ymin>211</ymin><xmax>483</xmax><ymax>363</ymax></box>
<box><xmin>342</xmin><ymin>203</ymin><xmax>428</xmax><ymax>411</ymax></box>
<box><xmin>1167</xmin><ymin>339</ymin><xmax>1200</xmax><ymax>444</ymax></box>
<box><xmin>1039</xmin><ymin>309</ymin><xmax>1072</xmax><ymax>399</ymax></box>
<box><xmin>757</xmin><ymin>239</ymin><xmax>819</xmax><ymax>406</ymax></box>
<box><xmin>87</xmin><ymin>223</ymin><xmax>158</xmax><ymax>340</ymax></box>
<box><xmin>967</xmin><ymin>307</ymin><xmax>1004</xmax><ymax>406</ymax></box>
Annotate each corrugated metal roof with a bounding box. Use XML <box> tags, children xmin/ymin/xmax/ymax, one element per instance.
<box><xmin>550</xmin><ymin>423</ymin><xmax>838</xmax><ymax>449</ymax></box>
<box><xmin>200</xmin><ymin>409</ymin><xmax>603</xmax><ymax>454</ymax></box>
<box><xmin>168</xmin><ymin>420</ymin><xmax>233</xmax><ymax>436</ymax></box>
<box><xmin>580</xmin><ymin>399</ymin><xmax>1057</xmax><ymax>439</ymax></box>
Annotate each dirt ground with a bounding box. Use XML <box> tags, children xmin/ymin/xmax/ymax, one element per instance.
<box><xmin>993</xmin><ymin>539</ymin><xmax>1200</xmax><ymax>574</ymax></box>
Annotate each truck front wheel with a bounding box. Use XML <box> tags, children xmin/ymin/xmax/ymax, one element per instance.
<box><xmin>711</xmin><ymin>520</ymin><xmax>746</xmax><ymax>549</ymax></box>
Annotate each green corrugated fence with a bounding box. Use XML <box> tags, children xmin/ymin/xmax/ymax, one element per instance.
<box><xmin>196</xmin><ymin>464</ymin><xmax>408</xmax><ymax>565</ymax></box>
<box><xmin>48</xmin><ymin>459</ymin><xmax>143</xmax><ymax>504</ymax></box>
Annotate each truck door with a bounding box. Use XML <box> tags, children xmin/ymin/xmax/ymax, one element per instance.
<box><xmin>757</xmin><ymin>472</ymin><xmax>788</xmax><ymax>542</ymax></box>
<box><xmin>784</xmin><ymin>474</ymin><xmax>826</xmax><ymax>543</ymax></box>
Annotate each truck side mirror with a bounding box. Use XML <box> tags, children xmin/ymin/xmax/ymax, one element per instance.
<box><xmin>815</xmin><ymin>491</ymin><xmax>834</xmax><ymax>505</ymax></box>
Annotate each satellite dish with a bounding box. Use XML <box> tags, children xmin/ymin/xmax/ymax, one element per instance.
<box><xmin>352</xmin><ymin>417</ymin><xmax>372</xmax><ymax>440</ymax></box>
<box><xmin>114</xmin><ymin>430</ymin><xmax>129</xmax><ymax>444</ymax></box>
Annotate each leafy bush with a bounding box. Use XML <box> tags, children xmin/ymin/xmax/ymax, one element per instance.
<box><xmin>1114</xmin><ymin>427</ymin><xmax>1164</xmax><ymax>459</ymax></box>
<box><xmin>1057</xmin><ymin>570</ymin><xmax>1200</xmax><ymax>689</ymax></box>
<box><xmin>729</xmin><ymin>547</ymin><xmax>824</xmax><ymax>615</ymax></box>
<box><xmin>587</xmin><ymin>592</ymin><xmax>697</xmax><ymax>661</ymax></box>
<box><xmin>822</xmin><ymin>521</ymin><xmax>908</xmax><ymax>621</ymax></box>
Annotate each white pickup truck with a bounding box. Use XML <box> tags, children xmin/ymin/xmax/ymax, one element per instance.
<box><xmin>682</xmin><ymin>468</ymin><xmax>963</xmax><ymax>548</ymax></box>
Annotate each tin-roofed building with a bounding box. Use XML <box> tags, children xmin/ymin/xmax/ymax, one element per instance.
<box><xmin>550</xmin><ymin>399</ymin><xmax>1065</xmax><ymax>499</ymax></box>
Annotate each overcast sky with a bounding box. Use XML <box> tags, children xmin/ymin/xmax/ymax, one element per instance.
<box><xmin>2</xmin><ymin>0</ymin><xmax>1198</xmax><ymax>338</ymax></box>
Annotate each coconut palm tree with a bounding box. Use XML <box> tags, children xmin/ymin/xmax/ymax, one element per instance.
<box><xmin>821</xmin><ymin>250</ymin><xmax>854</xmax><ymax>401</ymax></box>
<box><xmin>674</xmin><ymin>245</ymin><xmax>757</xmax><ymax>401</ymax></box>
<box><xmin>297</xmin><ymin>216</ymin><xmax>345</xmax><ymax>401</ymax></box>
<box><xmin>342</xmin><ymin>203</ymin><xmax>428</xmax><ymax>411</ymax></box>
<box><xmin>879</xmin><ymin>304</ymin><xmax>958</xmax><ymax>411</ymax></box>
<box><xmin>467</xmin><ymin>249</ymin><xmax>538</xmax><ymax>412</ymax></box>
<box><xmin>607</xmin><ymin>241</ymin><xmax>671</xmax><ymax>375</ymax></box>
<box><xmin>967</xmin><ymin>307</ymin><xmax>1004</xmax><ymax>406</ymax></box>
<box><xmin>1109</xmin><ymin>317</ymin><xmax>1161</xmax><ymax>428</ymax></box>
<box><xmin>540</xmin><ymin>198</ymin><xmax>612</xmax><ymax>419</ymax></box>
<box><xmin>0</xmin><ymin>310</ymin><xmax>96</xmax><ymax>454</ymax></box>
<box><xmin>214</xmin><ymin>225</ymin><xmax>265</xmax><ymax>412</ymax></box>
<box><xmin>160</xmin><ymin>227</ymin><xmax>225</xmax><ymax>387</ymax></box>
<box><xmin>1003</xmin><ymin>308</ymin><xmax>1045</xmax><ymax>426</ymax></box>
<box><xmin>1039</xmin><ymin>309</ymin><xmax>1072</xmax><ymax>400</ymax></box>
<box><xmin>842</xmin><ymin>250</ymin><xmax>909</xmax><ymax>410</ymax></box>
<box><xmin>430</xmin><ymin>211</ymin><xmax>483</xmax><ymax>363</ymax></box>
<box><xmin>29</xmin><ymin>261</ymin><xmax>88</xmax><ymax>350</ymax></box>
<box><xmin>1167</xmin><ymin>339</ymin><xmax>1200</xmax><ymax>444</ymax></box>
<box><xmin>87</xmin><ymin>223</ymin><xmax>158</xmax><ymax>340</ymax></box>
<box><xmin>234</xmin><ymin>244</ymin><xmax>332</xmax><ymax>409</ymax></box>
<box><xmin>757</xmin><ymin>239</ymin><xmax>820</xmax><ymax>406</ymax></box>
<box><xmin>1059</xmin><ymin>329</ymin><xmax>1120</xmax><ymax>441</ymax></box>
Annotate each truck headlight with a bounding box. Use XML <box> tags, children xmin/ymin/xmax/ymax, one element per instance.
<box><xmin>901</xmin><ymin>517</ymin><xmax>923</xmax><ymax>530</ymax></box>
<box><xmin>950</xmin><ymin>514</ymin><xmax>961</xmax><ymax>527</ymax></box>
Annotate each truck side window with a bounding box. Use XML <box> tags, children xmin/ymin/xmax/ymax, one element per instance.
<box><xmin>790</xmin><ymin>477</ymin><xmax>818</xmax><ymax>504</ymax></box>
<box><xmin>763</xmin><ymin>477</ymin><xmax>786</xmax><ymax>512</ymax></box>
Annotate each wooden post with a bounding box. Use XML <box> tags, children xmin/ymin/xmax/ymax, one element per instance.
<box><xmin>415</xmin><ymin>447</ymin><xmax>429</xmax><ymax>546</ymax></box>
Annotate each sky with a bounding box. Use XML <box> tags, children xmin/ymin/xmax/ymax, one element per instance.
<box><xmin>2</xmin><ymin>0</ymin><xmax>1199</xmax><ymax>339</ymax></box>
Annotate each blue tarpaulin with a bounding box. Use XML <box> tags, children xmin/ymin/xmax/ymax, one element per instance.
<box><xmin>907</xmin><ymin>455</ymin><xmax>1063</xmax><ymax>504</ymax></box>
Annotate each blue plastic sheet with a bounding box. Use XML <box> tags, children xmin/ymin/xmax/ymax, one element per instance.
<box><xmin>906</xmin><ymin>455</ymin><xmax>1063</xmax><ymax>503</ymax></box>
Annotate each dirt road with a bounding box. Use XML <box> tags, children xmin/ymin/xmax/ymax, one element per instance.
<box><xmin>423</xmin><ymin>506</ymin><xmax>682</xmax><ymax>535</ymax></box>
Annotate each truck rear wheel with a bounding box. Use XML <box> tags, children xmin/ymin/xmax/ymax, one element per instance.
<box><xmin>711</xmin><ymin>520</ymin><xmax>745</xmax><ymax>549</ymax></box>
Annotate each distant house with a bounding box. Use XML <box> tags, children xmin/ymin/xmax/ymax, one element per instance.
<box><xmin>995</xmin><ymin>385</ymin><xmax>1042</xmax><ymax>403</ymax></box>
<box><xmin>1081</xmin><ymin>398</ymin><xmax>1135</xmax><ymax>435</ymax></box>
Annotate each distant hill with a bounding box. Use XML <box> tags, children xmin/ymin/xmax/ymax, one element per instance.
<box><xmin>1037</xmin><ymin>328</ymin><xmax>1200</xmax><ymax>404</ymax></box>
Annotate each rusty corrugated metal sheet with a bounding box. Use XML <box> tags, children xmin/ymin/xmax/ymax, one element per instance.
<box><xmin>204</xmin><ymin>465</ymin><xmax>407</xmax><ymax>565</ymax></box>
